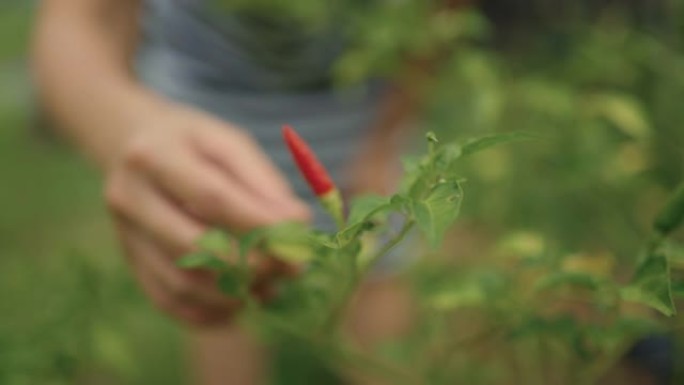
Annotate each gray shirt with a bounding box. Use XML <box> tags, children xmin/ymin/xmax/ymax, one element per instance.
<box><xmin>136</xmin><ymin>0</ymin><xmax>386</xmax><ymax>229</ymax></box>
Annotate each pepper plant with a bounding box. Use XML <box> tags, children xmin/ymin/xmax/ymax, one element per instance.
<box><xmin>177</xmin><ymin>127</ymin><xmax>684</xmax><ymax>384</ymax></box>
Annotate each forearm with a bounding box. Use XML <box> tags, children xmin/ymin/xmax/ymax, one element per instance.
<box><xmin>32</xmin><ymin>0</ymin><xmax>165</xmax><ymax>169</ymax></box>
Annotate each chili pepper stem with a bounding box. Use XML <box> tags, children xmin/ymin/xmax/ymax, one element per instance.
<box><xmin>320</xmin><ymin>189</ymin><xmax>345</xmax><ymax>228</ymax></box>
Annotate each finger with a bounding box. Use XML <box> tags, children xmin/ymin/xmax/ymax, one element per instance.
<box><xmin>135</xmin><ymin>251</ymin><xmax>218</xmax><ymax>325</ymax></box>
<box><xmin>117</xmin><ymin>224</ymin><xmax>227</xmax><ymax>325</ymax></box>
<box><xmin>121</xmin><ymin>223</ymin><xmax>241</xmax><ymax>311</ymax></box>
<box><xmin>145</xmin><ymin>267</ymin><xmax>234</xmax><ymax>327</ymax></box>
<box><xmin>107</xmin><ymin>173</ymin><xmax>205</xmax><ymax>257</ymax></box>
<box><xmin>138</xmin><ymin>146</ymin><xmax>285</xmax><ymax>232</ymax></box>
<box><xmin>192</xmin><ymin>125</ymin><xmax>310</xmax><ymax>217</ymax></box>
<box><xmin>147</xmin><ymin>241</ymin><xmax>242</xmax><ymax>310</ymax></box>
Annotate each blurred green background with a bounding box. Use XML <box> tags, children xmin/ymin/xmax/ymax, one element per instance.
<box><xmin>1</xmin><ymin>1</ymin><xmax>683</xmax><ymax>384</ymax></box>
<box><xmin>0</xmin><ymin>2</ymin><xmax>187</xmax><ymax>384</ymax></box>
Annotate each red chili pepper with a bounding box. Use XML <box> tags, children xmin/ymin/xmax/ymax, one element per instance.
<box><xmin>282</xmin><ymin>124</ymin><xmax>344</xmax><ymax>227</ymax></box>
<box><xmin>282</xmin><ymin>124</ymin><xmax>335</xmax><ymax>196</ymax></box>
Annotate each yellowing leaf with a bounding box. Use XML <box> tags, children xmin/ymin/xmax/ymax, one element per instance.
<box><xmin>428</xmin><ymin>285</ymin><xmax>485</xmax><ymax>311</ymax></box>
<box><xmin>562</xmin><ymin>252</ymin><xmax>615</xmax><ymax>278</ymax></box>
<box><xmin>196</xmin><ymin>229</ymin><xmax>232</xmax><ymax>256</ymax></box>
<box><xmin>590</xmin><ymin>93</ymin><xmax>651</xmax><ymax>139</ymax></box>
<box><xmin>497</xmin><ymin>231</ymin><xmax>545</xmax><ymax>259</ymax></box>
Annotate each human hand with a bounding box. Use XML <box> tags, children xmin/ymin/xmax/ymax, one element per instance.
<box><xmin>346</xmin><ymin>135</ymin><xmax>403</xmax><ymax>196</ymax></box>
<box><xmin>103</xmin><ymin>103</ymin><xmax>310</xmax><ymax>326</ymax></box>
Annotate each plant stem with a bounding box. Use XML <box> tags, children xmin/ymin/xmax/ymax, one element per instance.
<box><xmin>251</xmin><ymin>306</ymin><xmax>420</xmax><ymax>385</ymax></box>
<box><xmin>366</xmin><ymin>218</ymin><xmax>416</xmax><ymax>271</ymax></box>
<box><xmin>321</xmin><ymin>259</ymin><xmax>359</xmax><ymax>335</ymax></box>
<box><xmin>430</xmin><ymin>324</ymin><xmax>504</xmax><ymax>376</ymax></box>
<box><xmin>334</xmin><ymin>341</ymin><xmax>423</xmax><ymax>385</ymax></box>
<box><xmin>532</xmin><ymin>336</ymin><xmax>548</xmax><ymax>385</ymax></box>
<box><xmin>323</xmin><ymin>218</ymin><xmax>416</xmax><ymax>334</ymax></box>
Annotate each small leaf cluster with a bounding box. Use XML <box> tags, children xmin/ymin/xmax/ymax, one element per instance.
<box><xmin>176</xmin><ymin>132</ymin><xmax>512</xmax><ymax>323</ymax></box>
<box><xmin>176</xmin><ymin>133</ymin><xmax>684</xmax><ymax>384</ymax></box>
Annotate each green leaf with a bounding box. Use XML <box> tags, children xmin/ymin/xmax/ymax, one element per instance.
<box><xmin>509</xmin><ymin>315</ymin><xmax>577</xmax><ymax>340</ymax></box>
<box><xmin>659</xmin><ymin>240</ymin><xmax>684</xmax><ymax>270</ymax></box>
<box><xmin>176</xmin><ymin>252</ymin><xmax>227</xmax><ymax>271</ymax></box>
<box><xmin>614</xmin><ymin>317</ymin><xmax>666</xmax><ymax>336</ymax></box>
<box><xmin>653</xmin><ymin>182</ymin><xmax>684</xmax><ymax>236</ymax></box>
<box><xmin>572</xmin><ymin>332</ymin><xmax>595</xmax><ymax>361</ymax></box>
<box><xmin>264</xmin><ymin>222</ymin><xmax>316</xmax><ymax>264</ymax></box>
<box><xmin>266</xmin><ymin>242</ymin><xmax>315</xmax><ymax>264</ymax></box>
<box><xmin>239</xmin><ymin>228</ymin><xmax>268</xmax><ymax>258</ymax></box>
<box><xmin>590</xmin><ymin>93</ymin><xmax>651</xmax><ymax>139</ymax></box>
<box><xmin>91</xmin><ymin>323</ymin><xmax>135</xmax><ymax>375</ymax></box>
<box><xmin>336</xmin><ymin>221</ymin><xmax>376</xmax><ymax>247</ymax></box>
<box><xmin>671</xmin><ymin>280</ymin><xmax>684</xmax><ymax>298</ymax></box>
<box><xmin>434</xmin><ymin>143</ymin><xmax>463</xmax><ymax>169</ymax></box>
<box><xmin>196</xmin><ymin>229</ymin><xmax>232</xmax><ymax>255</ymax></box>
<box><xmin>336</xmin><ymin>195</ymin><xmax>392</xmax><ymax>246</ymax></box>
<box><xmin>388</xmin><ymin>194</ymin><xmax>413</xmax><ymax>218</ymax></box>
<box><xmin>238</xmin><ymin>222</ymin><xmax>317</xmax><ymax>264</ymax></box>
<box><xmin>621</xmin><ymin>251</ymin><xmax>676</xmax><ymax>317</ymax></box>
<box><xmin>316</xmin><ymin>234</ymin><xmax>341</xmax><ymax>250</ymax></box>
<box><xmin>427</xmin><ymin>283</ymin><xmax>485</xmax><ymax>311</ymax></box>
<box><xmin>398</xmin><ymin>156</ymin><xmax>425</xmax><ymax>195</ymax></box>
<box><xmin>217</xmin><ymin>268</ymin><xmax>244</xmax><ymax>296</ymax></box>
<box><xmin>347</xmin><ymin>195</ymin><xmax>392</xmax><ymax>224</ymax></box>
<box><xmin>534</xmin><ymin>272</ymin><xmax>601</xmax><ymax>292</ymax></box>
<box><xmin>412</xmin><ymin>180</ymin><xmax>463</xmax><ymax>248</ymax></box>
<box><xmin>401</xmin><ymin>155</ymin><xmax>422</xmax><ymax>174</ymax></box>
<box><xmin>461</xmin><ymin>132</ymin><xmax>538</xmax><ymax>157</ymax></box>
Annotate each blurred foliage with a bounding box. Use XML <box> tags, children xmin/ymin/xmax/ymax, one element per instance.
<box><xmin>0</xmin><ymin>2</ymin><xmax>31</xmax><ymax>62</ymax></box>
<box><xmin>426</xmin><ymin>14</ymin><xmax>684</xmax><ymax>254</ymax></box>
<box><xmin>181</xmin><ymin>132</ymin><xmax>680</xmax><ymax>385</ymax></box>
<box><xmin>0</xmin><ymin>3</ymin><xmax>186</xmax><ymax>385</ymax></box>
<box><xmin>1</xmin><ymin>0</ymin><xmax>684</xmax><ymax>384</ymax></box>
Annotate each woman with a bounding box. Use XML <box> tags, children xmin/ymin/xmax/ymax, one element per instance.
<box><xmin>32</xmin><ymin>1</ymin><xmax>412</xmax><ymax>384</ymax></box>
